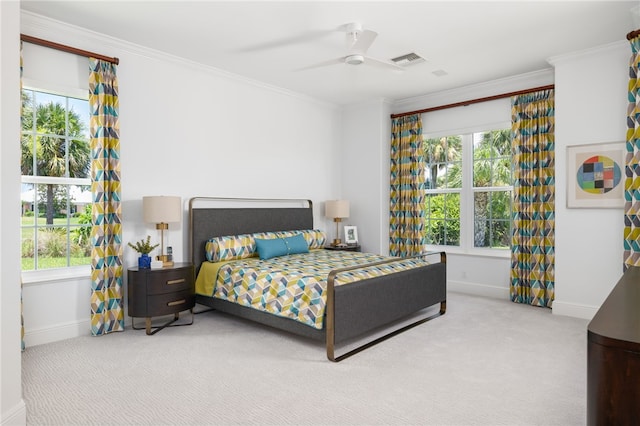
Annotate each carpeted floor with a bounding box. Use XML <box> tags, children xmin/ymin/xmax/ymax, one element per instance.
<box><xmin>21</xmin><ymin>292</ymin><xmax>588</xmax><ymax>425</ymax></box>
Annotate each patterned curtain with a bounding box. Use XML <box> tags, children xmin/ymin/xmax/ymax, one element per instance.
<box><xmin>389</xmin><ymin>114</ymin><xmax>426</xmax><ymax>257</ymax></box>
<box><xmin>624</xmin><ymin>33</ymin><xmax>640</xmax><ymax>270</ymax></box>
<box><xmin>20</xmin><ymin>42</ymin><xmax>25</xmax><ymax>351</ymax></box>
<box><xmin>89</xmin><ymin>58</ymin><xmax>123</xmax><ymax>335</ymax></box>
<box><xmin>510</xmin><ymin>89</ymin><xmax>555</xmax><ymax>307</ymax></box>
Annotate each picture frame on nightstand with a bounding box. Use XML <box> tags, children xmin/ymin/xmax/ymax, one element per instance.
<box><xmin>344</xmin><ymin>226</ymin><xmax>358</xmax><ymax>244</ymax></box>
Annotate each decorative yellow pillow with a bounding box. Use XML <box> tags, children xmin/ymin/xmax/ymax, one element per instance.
<box><xmin>205</xmin><ymin>233</ymin><xmax>267</xmax><ymax>262</ymax></box>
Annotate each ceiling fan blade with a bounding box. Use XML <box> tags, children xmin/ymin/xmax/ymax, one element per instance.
<box><xmin>235</xmin><ymin>29</ymin><xmax>334</xmax><ymax>53</ymax></box>
<box><xmin>362</xmin><ymin>55</ymin><xmax>405</xmax><ymax>71</ymax></box>
<box><xmin>295</xmin><ymin>57</ymin><xmax>345</xmax><ymax>71</ymax></box>
<box><xmin>350</xmin><ymin>29</ymin><xmax>377</xmax><ymax>54</ymax></box>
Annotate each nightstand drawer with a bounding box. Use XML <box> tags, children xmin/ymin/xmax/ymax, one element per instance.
<box><xmin>325</xmin><ymin>244</ymin><xmax>361</xmax><ymax>252</ymax></box>
<box><xmin>146</xmin><ymin>268</ymin><xmax>193</xmax><ymax>295</ymax></box>
<box><xmin>146</xmin><ymin>289</ymin><xmax>195</xmax><ymax>316</ymax></box>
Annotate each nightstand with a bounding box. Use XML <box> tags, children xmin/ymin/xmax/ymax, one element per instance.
<box><xmin>325</xmin><ymin>244</ymin><xmax>361</xmax><ymax>252</ymax></box>
<box><xmin>127</xmin><ymin>262</ymin><xmax>195</xmax><ymax>335</ymax></box>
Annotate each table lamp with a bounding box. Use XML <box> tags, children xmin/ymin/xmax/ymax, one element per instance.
<box><xmin>325</xmin><ymin>200</ymin><xmax>349</xmax><ymax>246</ymax></box>
<box><xmin>143</xmin><ymin>195</ymin><xmax>181</xmax><ymax>266</ymax></box>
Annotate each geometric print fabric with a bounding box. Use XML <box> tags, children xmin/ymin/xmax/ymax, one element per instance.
<box><xmin>389</xmin><ymin>114</ymin><xmax>426</xmax><ymax>257</ymax></box>
<box><xmin>624</xmin><ymin>35</ymin><xmax>640</xmax><ymax>269</ymax></box>
<box><xmin>206</xmin><ymin>233</ymin><xmax>261</xmax><ymax>262</ymax></box>
<box><xmin>20</xmin><ymin>42</ymin><xmax>25</xmax><ymax>351</ymax></box>
<box><xmin>202</xmin><ymin>250</ymin><xmax>430</xmax><ymax>330</ymax></box>
<box><xmin>89</xmin><ymin>58</ymin><xmax>124</xmax><ymax>335</ymax></box>
<box><xmin>510</xmin><ymin>89</ymin><xmax>555</xmax><ymax>308</ymax></box>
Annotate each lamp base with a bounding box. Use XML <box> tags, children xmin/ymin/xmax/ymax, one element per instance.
<box><xmin>157</xmin><ymin>255</ymin><xmax>174</xmax><ymax>267</ymax></box>
<box><xmin>333</xmin><ymin>218</ymin><xmax>343</xmax><ymax>247</ymax></box>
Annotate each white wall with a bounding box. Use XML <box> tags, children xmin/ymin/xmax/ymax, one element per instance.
<box><xmin>551</xmin><ymin>41</ymin><xmax>629</xmax><ymax>318</ymax></box>
<box><xmin>19</xmin><ymin>11</ymin><xmax>342</xmax><ymax>347</ymax></box>
<box><xmin>341</xmin><ymin>99</ymin><xmax>392</xmax><ymax>255</ymax></box>
<box><xmin>1</xmin><ymin>2</ymin><xmax>27</xmax><ymax>425</ymax></box>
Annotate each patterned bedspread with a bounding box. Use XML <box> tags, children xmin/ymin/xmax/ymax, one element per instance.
<box><xmin>195</xmin><ymin>250</ymin><xmax>429</xmax><ymax>329</ymax></box>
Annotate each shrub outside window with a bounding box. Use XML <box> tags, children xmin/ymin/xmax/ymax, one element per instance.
<box><xmin>424</xmin><ymin>135</ymin><xmax>462</xmax><ymax>246</ymax></box>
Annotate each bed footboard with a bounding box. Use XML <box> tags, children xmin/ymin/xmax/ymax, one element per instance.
<box><xmin>326</xmin><ymin>251</ymin><xmax>447</xmax><ymax>362</ymax></box>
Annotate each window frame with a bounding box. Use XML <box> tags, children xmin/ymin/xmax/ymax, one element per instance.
<box><xmin>424</xmin><ymin>122</ymin><xmax>512</xmax><ymax>258</ymax></box>
<box><xmin>20</xmin><ymin>85</ymin><xmax>92</xmax><ymax>275</ymax></box>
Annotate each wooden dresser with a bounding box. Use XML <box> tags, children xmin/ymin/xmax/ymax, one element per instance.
<box><xmin>587</xmin><ymin>266</ymin><xmax>640</xmax><ymax>425</ymax></box>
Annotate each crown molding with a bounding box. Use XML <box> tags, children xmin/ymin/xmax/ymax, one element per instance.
<box><xmin>392</xmin><ymin>68</ymin><xmax>554</xmax><ymax>114</ymax></box>
<box><xmin>547</xmin><ymin>39</ymin><xmax>628</xmax><ymax>66</ymax></box>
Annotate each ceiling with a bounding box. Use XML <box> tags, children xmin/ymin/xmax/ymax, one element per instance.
<box><xmin>20</xmin><ymin>1</ymin><xmax>639</xmax><ymax>106</ymax></box>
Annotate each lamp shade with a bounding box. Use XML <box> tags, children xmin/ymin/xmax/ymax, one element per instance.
<box><xmin>143</xmin><ymin>196</ymin><xmax>181</xmax><ymax>224</ymax></box>
<box><xmin>325</xmin><ymin>200</ymin><xmax>349</xmax><ymax>219</ymax></box>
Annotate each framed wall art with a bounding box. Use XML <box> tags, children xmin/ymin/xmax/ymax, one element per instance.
<box><xmin>566</xmin><ymin>142</ymin><xmax>625</xmax><ymax>208</ymax></box>
<box><xmin>344</xmin><ymin>225</ymin><xmax>358</xmax><ymax>244</ymax></box>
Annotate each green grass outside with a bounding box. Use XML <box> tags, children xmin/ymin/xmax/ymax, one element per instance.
<box><xmin>21</xmin><ymin>215</ymin><xmax>91</xmax><ymax>270</ymax></box>
<box><xmin>22</xmin><ymin>256</ymin><xmax>91</xmax><ymax>270</ymax></box>
<box><xmin>21</xmin><ymin>215</ymin><xmax>83</xmax><ymax>226</ymax></box>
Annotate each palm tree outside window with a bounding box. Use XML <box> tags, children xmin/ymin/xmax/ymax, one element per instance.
<box><xmin>424</xmin><ymin>129</ymin><xmax>513</xmax><ymax>251</ymax></box>
<box><xmin>20</xmin><ymin>89</ymin><xmax>92</xmax><ymax>271</ymax></box>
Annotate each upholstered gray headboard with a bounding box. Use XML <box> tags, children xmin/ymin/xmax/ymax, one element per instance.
<box><xmin>189</xmin><ymin>197</ymin><xmax>314</xmax><ymax>274</ymax></box>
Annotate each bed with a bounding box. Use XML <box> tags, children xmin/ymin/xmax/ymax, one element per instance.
<box><xmin>189</xmin><ymin>197</ymin><xmax>447</xmax><ymax>361</ymax></box>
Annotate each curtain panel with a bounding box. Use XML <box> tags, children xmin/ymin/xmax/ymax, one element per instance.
<box><xmin>89</xmin><ymin>58</ymin><xmax>124</xmax><ymax>335</ymax></box>
<box><xmin>20</xmin><ymin>42</ymin><xmax>26</xmax><ymax>351</ymax></box>
<box><xmin>624</xmin><ymin>34</ymin><xmax>640</xmax><ymax>270</ymax></box>
<box><xmin>389</xmin><ymin>114</ymin><xmax>426</xmax><ymax>257</ymax></box>
<box><xmin>510</xmin><ymin>89</ymin><xmax>555</xmax><ymax>308</ymax></box>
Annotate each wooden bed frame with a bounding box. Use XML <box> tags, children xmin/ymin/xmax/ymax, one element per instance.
<box><xmin>189</xmin><ymin>197</ymin><xmax>447</xmax><ymax>361</ymax></box>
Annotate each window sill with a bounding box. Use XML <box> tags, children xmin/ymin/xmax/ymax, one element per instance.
<box><xmin>22</xmin><ymin>265</ymin><xmax>91</xmax><ymax>286</ymax></box>
<box><xmin>427</xmin><ymin>246</ymin><xmax>511</xmax><ymax>260</ymax></box>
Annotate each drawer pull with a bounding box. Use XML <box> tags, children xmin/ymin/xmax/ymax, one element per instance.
<box><xmin>166</xmin><ymin>278</ymin><xmax>185</xmax><ymax>285</ymax></box>
<box><xmin>167</xmin><ymin>299</ymin><xmax>186</xmax><ymax>307</ymax></box>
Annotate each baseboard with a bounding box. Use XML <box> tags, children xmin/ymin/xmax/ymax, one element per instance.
<box><xmin>550</xmin><ymin>300</ymin><xmax>598</xmax><ymax>321</ymax></box>
<box><xmin>24</xmin><ymin>319</ymin><xmax>91</xmax><ymax>347</ymax></box>
<box><xmin>448</xmin><ymin>280</ymin><xmax>510</xmax><ymax>299</ymax></box>
<box><xmin>2</xmin><ymin>399</ymin><xmax>26</xmax><ymax>426</ymax></box>
<box><xmin>449</xmin><ymin>280</ymin><xmax>599</xmax><ymax>321</ymax></box>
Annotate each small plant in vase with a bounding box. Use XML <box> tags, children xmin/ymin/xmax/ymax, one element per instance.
<box><xmin>128</xmin><ymin>236</ymin><xmax>159</xmax><ymax>269</ymax></box>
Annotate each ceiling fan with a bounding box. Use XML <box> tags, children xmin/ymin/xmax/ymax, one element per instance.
<box><xmin>298</xmin><ymin>23</ymin><xmax>403</xmax><ymax>71</ymax></box>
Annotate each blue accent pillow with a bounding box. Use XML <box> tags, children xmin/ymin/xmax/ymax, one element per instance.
<box><xmin>284</xmin><ymin>233</ymin><xmax>310</xmax><ymax>254</ymax></box>
<box><xmin>255</xmin><ymin>234</ymin><xmax>309</xmax><ymax>260</ymax></box>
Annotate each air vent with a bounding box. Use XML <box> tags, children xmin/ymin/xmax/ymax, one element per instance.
<box><xmin>391</xmin><ymin>52</ymin><xmax>426</xmax><ymax>67</ymax></box>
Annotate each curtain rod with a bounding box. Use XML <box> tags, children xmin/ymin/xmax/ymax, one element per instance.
<box><xmin>390</xmin><ymin>84</ymin><xmax>555</xmax><ymax>119</ymax></box>
<box><xmin>20</xmin><ymin>34</ymin><xmax>119</xmax><ymax>65</ymax></box>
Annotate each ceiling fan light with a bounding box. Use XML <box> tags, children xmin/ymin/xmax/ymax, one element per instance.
<box><xmin>345</xmin><ymin>54</ymin><xmax>364</xmax><ymax>65</ymax></box>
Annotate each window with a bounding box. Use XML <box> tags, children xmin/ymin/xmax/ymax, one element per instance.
<box><xmin>424</xmin><ymin>135</ymin><xmax>462</xmax><ymax>246</ymax></box>
<box><xmin>20</xmin><ymin>89</ymin><xmax>92</xmax><ymax>271</ymax></box>
<box><xmin>424</xmin><ymin>129</ymin><xmax>513</xmax><ymax>251</ymax></box>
